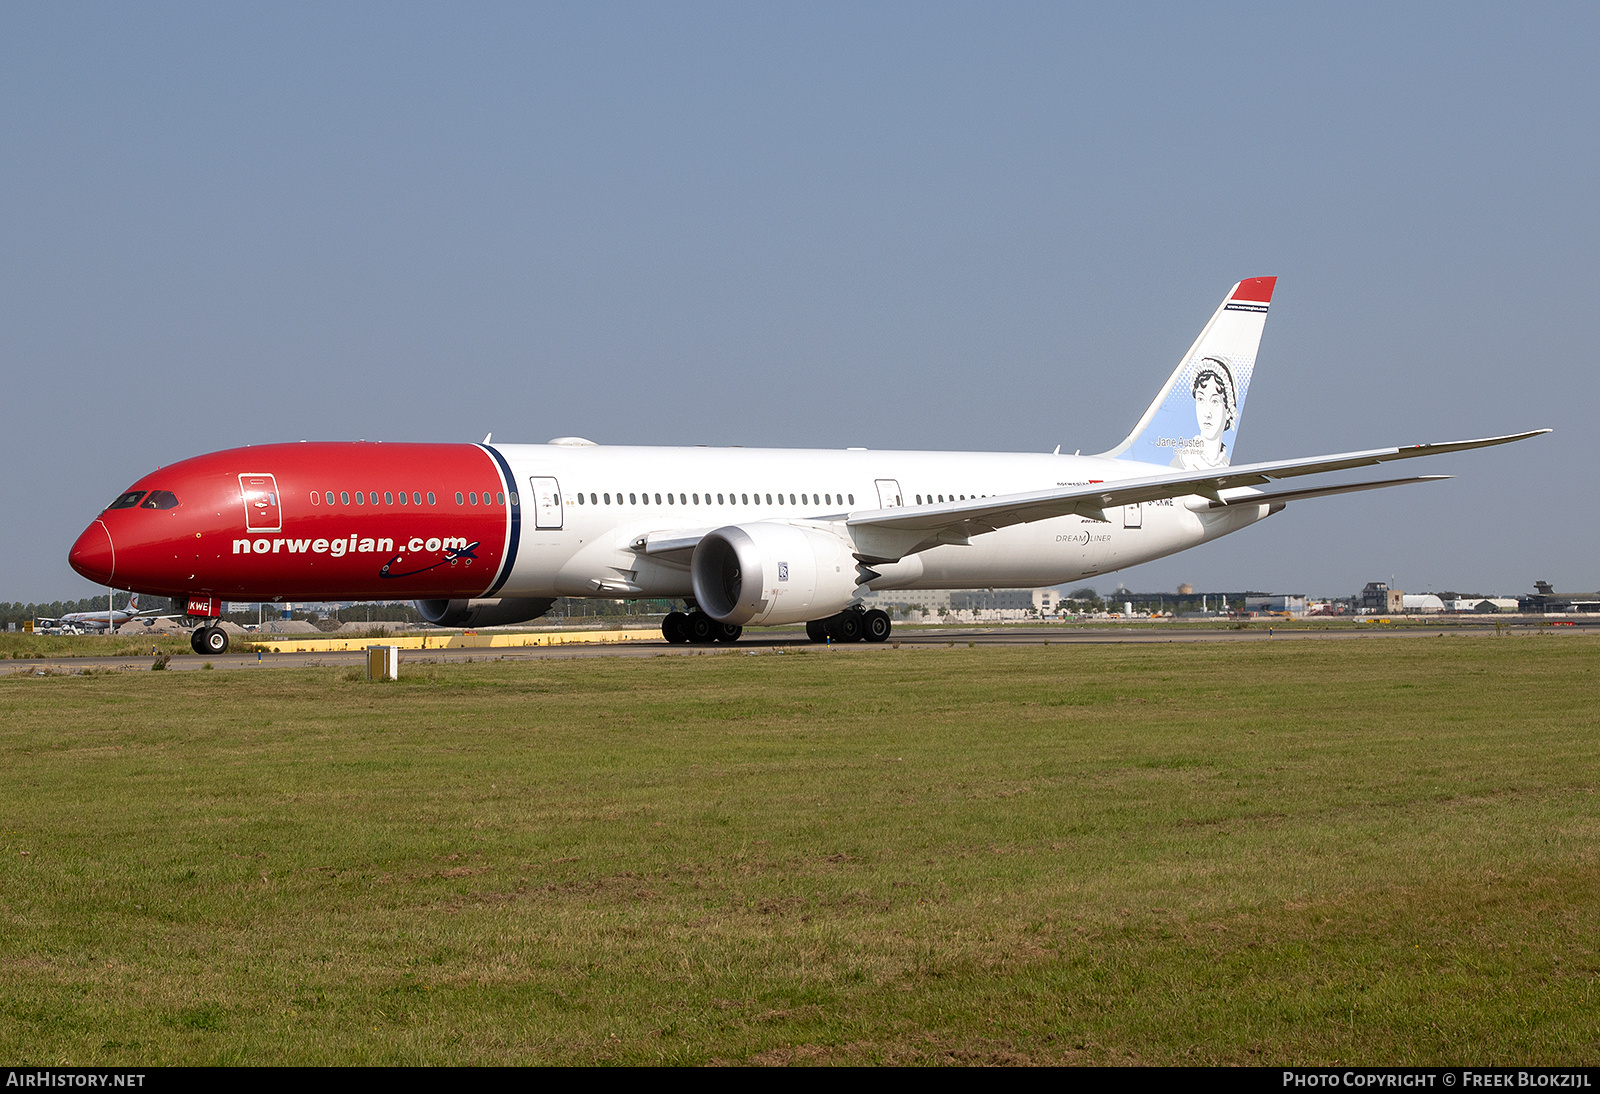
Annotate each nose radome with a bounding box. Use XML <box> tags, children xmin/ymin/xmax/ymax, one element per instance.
<box><xmin>69</xmin><ymin>520</ymin><xmax>115</xmax><ymax>584</ymax></box>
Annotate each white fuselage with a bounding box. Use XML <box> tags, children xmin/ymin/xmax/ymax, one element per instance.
<box><xmin>490</xmin><ymin>444</ymin><xmax>1275</xmax><ymax>599</ymax></box>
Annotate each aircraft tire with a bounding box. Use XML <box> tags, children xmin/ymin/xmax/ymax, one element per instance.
<box><xmin>805</xmin><ymin>620</ymin><xmax>827</xmax><ymax>643</ymax></box>
<box><xmin>828</xmin><ymin>611</ymin><xmax>863</xmax><ymax>643</ymax></box>
<box><xmin>190</xmin><ymin>628</ymin><xmax>207</xmax><ymax>655</ymax></box>
<box><xmin>715</xmin><ymin>622</ymin><xmax>742</xmax><ymax>643</ymax></box>
<box><xmin>862</xmin><ymin>609</ymin><xmax>892</xmax><ymax>642</ymax></box>
<box><xmin>686</xmin><ymin>611</ymin><xmax>718</xmax><ymax>644</ymax></box>
<box><xmin>662</xmin><ymin>612</ymin><xmax>690</xmax><ymax>644</ymax></box>
<box><xmin>200</xmin><ymin>626</ymin><xmax>229</xmax><ymax>655</ymax></box>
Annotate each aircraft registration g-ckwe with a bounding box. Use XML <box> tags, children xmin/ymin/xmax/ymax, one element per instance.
<box><xmin>69</xmin><ymin>277</ymin><xmax>1546</xmax><ymax>654</ymax></box>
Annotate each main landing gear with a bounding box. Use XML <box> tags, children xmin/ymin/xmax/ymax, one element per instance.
<box><xmin>190</xmin><ymin>625</ymin><xmax>229</xmax><ymax>655</ymax></box>
<box><xmin>806</xmin><ymin>608</ymin><xmax>891</xmax><ymax>644</ymax></box>
<box><xmin>663</xmin><ymin>610</ymin><xmax>742</xmax><ymax>645</ymax></box>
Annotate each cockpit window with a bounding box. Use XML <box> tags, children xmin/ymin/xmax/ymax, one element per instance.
<box><xmin>108</xmin><ymin>491</ymin><xmax>146</xmax><ymax>510</ymax></box>
<box><xmin>139</xmin><ymin>490</ymin><xmax>179</xmax><ymax>510</ymax></box>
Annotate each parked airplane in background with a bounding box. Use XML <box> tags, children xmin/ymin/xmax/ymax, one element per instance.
<box><xmin>37</xmin><ymin>592</ymin><xmax>172</xmax><ymax>632</ymax></box>
<box><xmin>68</xmin><ymin>277</ymin><xmax>1547</xmax><ymax>654</ymax></box>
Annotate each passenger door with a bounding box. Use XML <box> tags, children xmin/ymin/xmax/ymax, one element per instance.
<box><xmin>239</xmin><ymin>474</ymin><xmax>282</xmax><ymax>533</ymax></box>
<box><xmin>529</xmin><ymin>476</ymin><xmax>563</xmax><ymax>530</ymax></box>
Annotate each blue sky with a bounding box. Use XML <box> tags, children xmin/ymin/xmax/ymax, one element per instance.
<box><xmin>3</xmin><ymin>3</ymin><xmax>1592</xmax><ymax>600</ymax></box>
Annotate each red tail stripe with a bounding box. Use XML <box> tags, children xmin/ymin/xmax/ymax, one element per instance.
<box><xmin>1230</xmin><ymin>276</ymin><xmax>1277</xmax><ymax>304</ymax></box>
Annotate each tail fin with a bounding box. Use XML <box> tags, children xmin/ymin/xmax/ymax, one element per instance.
<box><xmin>127</xmin><ymin>593</ymin><xmax>139</xmax><ymax>612</ymax></box>
<box><xmin>1100</xmin><ymin>276</ymin><xmax>1276</xmax><ymax>468</ymax></box>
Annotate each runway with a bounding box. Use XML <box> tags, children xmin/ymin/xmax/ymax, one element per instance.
<box><xmin>8</xmin><ymin>619</ymin><xmax>1591</xmax><ymax>674</ymax></box>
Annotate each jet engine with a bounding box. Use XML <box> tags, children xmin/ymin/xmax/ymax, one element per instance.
<box><xmin>690</xmin><ymin>522</ymin><xmax>864</xmax><ymax>626</ymax></box>
<box><xmin>413</xmin><ymin>597</ymin><xmax>556</xmax><ymax>628</ymax></box>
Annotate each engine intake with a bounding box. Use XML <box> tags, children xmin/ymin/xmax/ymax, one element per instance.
<box><xmin>690</xmin><ymin>523</ymin><xmax>861</xmax><ymax>626</ymax></box>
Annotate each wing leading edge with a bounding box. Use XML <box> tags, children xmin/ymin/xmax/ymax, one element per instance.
<box><xmin>844</xmin><ymin>429</ymin><xmax>1548</xmax><ymax>562</ymax></box>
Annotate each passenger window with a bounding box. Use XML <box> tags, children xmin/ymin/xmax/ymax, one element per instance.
<box><xmin>310</xmin><ymin>492</ymin><xmax>321</xmax><ymax>506</ymax></box>
<box><xmin>140</xmin><ymin>490</ymin><xmax>179</xmax><ymax>510</ymax></box>
<box><xmin>497</xmin><ymin>492</ymin><xmax>505</xmax><ymax>505</ymax></box>
<box><xmin>413</xmin><ymin>492</ymin><xmax>422</xmax><ymax>505</ymax></box>
<box><xmin>108</xmin><ymin>491</ymin><xmax>145</xmax><ymax>510</ymax></box>
<box><xmin>455</xmin><ymin>492</ymin><xmax>464</xmax><ymax>505</ymax></box>
<box><xmin>655</xmin><ymin>493</ymin><xmax>662</xmax><ymax>505</ymax></box>
<box><xmin>397</xmin><ymin>492</ymin><xmax>407</xmax><ymax>505</ymax></box>
<box><xmin>603</xmin><ymin>493</ymin><xmax>611</xmax><ymax>504</ymax></box>
<box><xmin>717</xmin><ymin>494</ymin><xmax>724</xmax><ymax>504</ymax></box>
<box><xmin>384</xmin><ymin>492</ymin><xmax>394</xmax><ymax>505</ymax></box>
<box><xmin>510</xmin><ymin>493</ymin><xmax>518</xmax><ymax>506</ymax></box>
<box><xmin>629</xmin><ymin>493</ymin><xmax>637</xmax><ymax>505</ymax></box>
<box><xmin>427</xmin><ymin>492</ymin><xmax>436</xmax><ymax>505</ymax></box>
<box><xmin>355</xmin><ymin>492</ymin><xmax>364</xmax><ymax>505</ymax></box>
<box><xmin>848</xmin><ymin>494</ymin><xmax>854</xmax><ymax>504</ymax></box>
<box><xmin>577</xmin><ymin>493</ymin><xmax>585</xmax><ymax>505</ymax></box>
<box><xmin>340</xmin><ymin>492</ymin><xmax>350</xmax><ymax>504</ymax></box>
<box><xmin>590</xmin><ymin>493</ymin><xmax>597</xmax><ymax>504</ymax></box>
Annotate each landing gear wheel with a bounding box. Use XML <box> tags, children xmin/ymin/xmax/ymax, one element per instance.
<box><xmin>862</xmin><ymin>609</ymin><xmax>892</xmax><ymax>642</ymax></box>
<box><xmin>190</xmin><ymin>627</ymin><xmax>207</xmax><ymax>654</ymax></box>
<box><xmin>805</xmin><ymin>620</ymin><xmax>827</xmax><ymax>643</ymax></box>
<box><xmin>663</xmin><ymin>611</ymin><xmax>690</xmax><ymax>644</ymax></box>
<box><xmin>686</xmin><ymin>611</ymin><xmax>718</xmax><ymax>644</ymax></box>
<box><xmin>828</xmin><ymin>612</ymin><xmax>863</xmax><ymax>643</ymax></box>
<box><xmin>715</xmin><ymin>622</ymin><xmax>742</xmax><ymax>643</ymax></box>
<box><xmin>198</xmin><ymin>626</ymin><xmax>229</xmax><ymax>655</ymax></box>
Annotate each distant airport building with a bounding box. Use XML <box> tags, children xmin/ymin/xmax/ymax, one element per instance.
<box><xmin>1244</xmin><ymin>594</ymin><xmax>1308</xmax><ymax>617</ymax></box>
<box><xmin>950</xmin><ymin>589</ymin><xmax>1060</xmax><ymax>613</ymax></box>
<box><xmin>860</xmin><ymin>588</ymin><xmax>1060</xmax><ymax>616</ymax></box>
<box><xmin>1448</xmin><ymin>598</ymin><xmax>1519</xmax><ymax>613</ymax></box>
<box><xmin>1401</xmin><ymin>594</ymin><xmax>1445</xmax><ymax>613</ymax></box>
<box><xmin>1523</xmin><ymin>581</ymin><xmax>1600</xmax><ymax>614</ymax></box>
<box><xmin>1358</xmin><ymin>582</ymin><xmax>1405</xmax><ymax>614</ymax></box>
<box><xmin>858</xmin><ymin>589</ymin><xmax>952</xmax><ymax>613</ymax></box>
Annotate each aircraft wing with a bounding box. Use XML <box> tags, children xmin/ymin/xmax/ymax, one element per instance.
<box><xmin>844</xmin><ymin>429</ymin><xmax>1548</xmax><ymax>561</ymax></box>
<box><xmin>626</xmin><ymin>527</ymin><xmax>724</xmax><ymax>566</ymax></box>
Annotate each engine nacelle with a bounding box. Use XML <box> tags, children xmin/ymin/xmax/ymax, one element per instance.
<box><xmin>413</xmin><ymin>597</ymin><xmax>556</xmax><ymax>628</ymax></box>
<box><xmin>691</xmin><ymin>522</ymin><xmax>862</xmax><ymax>626</ymax></box>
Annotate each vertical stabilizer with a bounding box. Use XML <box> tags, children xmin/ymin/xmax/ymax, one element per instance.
<box><xmin>1100</xmin><ymin>276</ymin><xmax>1276</xmax><ymax>467</ymax></box>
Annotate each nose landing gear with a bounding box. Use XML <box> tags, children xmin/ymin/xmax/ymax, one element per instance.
<box><xmin>190</xmin><ymin>625</ymin><xmax>229</xmax><ymax>655</ymax></box>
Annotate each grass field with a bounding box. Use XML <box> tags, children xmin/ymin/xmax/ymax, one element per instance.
<box><xmin>2</xmin><ymin>636</ymin><xmax>1596</xmax><ymax>1065</ymax></box>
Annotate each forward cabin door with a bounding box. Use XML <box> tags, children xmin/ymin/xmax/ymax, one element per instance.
<box><xmin>529</xmin><ymin>476</ymin><xmax>563</xmax><ymax>530</ymax></box>
<box><xmin>239</xmin><ymin>474</ymin><xmax>282</xmax><ymax>533</ymax></box>
<box><xmin>875</xmin><ymin>479</ymin><xmax>904</xmax><ymax>508</ymax></box>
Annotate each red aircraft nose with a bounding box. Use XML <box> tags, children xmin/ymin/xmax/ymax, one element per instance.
<box><xmin>69</xmin><ymin>520</ymin><xmax>115</xmax><ymax>584</ymax></box>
